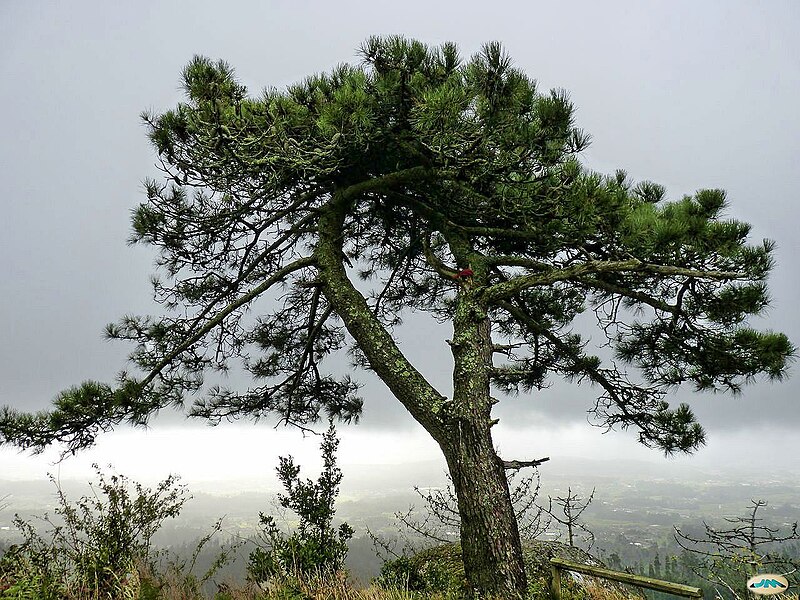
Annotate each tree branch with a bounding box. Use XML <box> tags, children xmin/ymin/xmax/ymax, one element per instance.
<box><xmin>495</xmin><ymin>299</ymin><xmax>698</xmax><ymax>452</ymax></box>
<box><xmin>502</xmin><ymin>457</ymin><xmax>550</xmax><ymax>470</ymax></box>
<box><xmin>481</xmin><ymin>259</ymin><xmax>745</xmax><ymax>305</ymax></box>
<box><xmin>315</xmin><ymin>193</ymin><xmax>448</xmax><ymax>440</ymax></box>
<box><xmin>139</xmin><ymin>256</ymin><xmax>317</xmax><ymax>391</ymax></box>
<box><xmin>577</xmin><ymin>276</ymin><xmax>677</xmax><ymax>314</ymax></box>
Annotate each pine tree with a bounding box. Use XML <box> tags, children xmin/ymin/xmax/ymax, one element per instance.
<box><xmin>0</xmin><ymin>37</ymin><xmax>794</xmax><ymax>598</ymax></box>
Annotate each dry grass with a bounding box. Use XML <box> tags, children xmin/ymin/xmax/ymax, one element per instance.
<box><xmin>213</xmin><ymin>570</ymin><xmax>460</xmax><ymax>600</ymax></box>
<box><xmin>580</xmin><ymin>581</ymin><xmax>642</xmax><ymax>600</ymax></box>
<box><xmin>7</xmin><ymin>562</ymin><xmax>797</xmax><ymax>600</ymax></box>
<box><xmin>133</xmin><ymin>566</ymin><xmax>444</xmax><ymax>600</ymax></box>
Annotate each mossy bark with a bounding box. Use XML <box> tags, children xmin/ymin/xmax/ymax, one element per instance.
<box><xmin>316</xmin><ymin>199</ymin><xmax>527</xmax><ymax>599</ymax></box>
<box><xmin>441</xmin><ymin>291</ymin><xmax>527</xmax><ymax>598</ymax></box>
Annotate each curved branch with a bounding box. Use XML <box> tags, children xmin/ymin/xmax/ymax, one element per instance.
<box><xmin>482</xmin><ymin>259</ymin><xmax>745</xmax><ymax>305</ymax></box>
<box><xmin>422</xmin><ymin>232</ymin><xmax>459</xmax><ymax>279</ymax></box>
<box><xmin>315</xmin><ymin>190</ymin><xmax>448</xmax><ymax>440</ymax></box>
<box><xmin>577</xmin><ymin>276</ymin><xmax>676</xmax><ymax>314</ymax></box>
<box><xmin>139</xmin><ymin>255</ymin><xmax>317</xmax><ymax>391</ymax></box>
<box><xmin>496</xmin><ymin>299</ymin><xmax>702</xmax><ymax>453</ymax></box>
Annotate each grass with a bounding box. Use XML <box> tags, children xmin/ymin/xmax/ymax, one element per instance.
<box><xmin>3</xmin><ymin>544</ymin><xmax>794</xmax><ymax>600</ymax></box>
<box><xmin>0</xmin><ymin>563</ymin><xmax>610</xmax><ymax>600</ymax></box>
<box><xmin>7</xmin><ymin>564</ymin><xmax>797</xmax><ymax>600</ymax></box>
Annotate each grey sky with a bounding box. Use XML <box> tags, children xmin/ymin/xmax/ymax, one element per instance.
<box><xmin>1</xmin><ymin>1</ymin><xmax>799</xmax><ymax>480</ymax></box>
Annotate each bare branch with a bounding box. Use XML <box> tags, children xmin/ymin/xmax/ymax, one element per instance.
<box><xmin>502</xmin><ymin>457</ymin><xmax>550</xmax><ymax>470</ymax></box>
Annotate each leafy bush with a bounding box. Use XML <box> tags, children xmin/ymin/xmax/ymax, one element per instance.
<box><xmin>374</xmin><ymin>544</ymin><xmax>466</xmax><ymax>596</ymax></box>
<box><xmin>0</xmin><ymin>464</ymin><xmax>187</xmax><ymax>599</ymax></box>
<box><xmin>138</xmin><ymin>516</ymin><xmax>244</xmax><ymax>600</ymax></box>
<box><xmin>248</xmin><ymin>422</ymin><xmax>354</xmax><ymax>583</ymax></box>
<box><xmin>376</xmin><ymin>555</ymin><xmax>448</xmax><ymax>593</ymax></box>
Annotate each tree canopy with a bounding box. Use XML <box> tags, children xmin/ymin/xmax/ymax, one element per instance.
<box><xmin>0</xmin><ymin>36</ymin><xmax>793</xmax><ymax>455</ymax></box>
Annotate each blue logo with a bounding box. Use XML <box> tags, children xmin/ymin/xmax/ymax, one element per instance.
<box><xmin>750</xmin><ymin>579</ymin><xmax>786</xmax><ymax>589</ymax></box>
<box><xmin>747</xmin><ymin>574</ymin><xmax>790</xmax><ymax>595</ymax></box>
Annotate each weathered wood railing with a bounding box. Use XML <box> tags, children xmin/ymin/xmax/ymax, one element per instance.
<box><xmin>550</xmin><ymin>557</ymin><xmax>703</xmax><ymax>600</ymax></box>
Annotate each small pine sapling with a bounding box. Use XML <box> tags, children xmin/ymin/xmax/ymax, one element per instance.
<box><xmin>248</xmin><ymin>421</ymin><xmax>354</xmax><ymax>583</ymax></box>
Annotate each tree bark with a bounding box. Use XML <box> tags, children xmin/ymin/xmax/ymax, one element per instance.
<box><xmin>316</xmin><ymin>199</ymin><xmax>527</xmax><ymax>598</ymax></box>
<box><xmin>442</xmin><ymin>290</ymin><xmax>527</xmax><ymax>598</ymax></box>
<box><xmin>442</xmin><ymin>424</ymin><xmax>527</xmax><ymax>598</ymax></box>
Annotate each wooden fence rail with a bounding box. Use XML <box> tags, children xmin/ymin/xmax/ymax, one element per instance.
<box><xmin>550</xmin><ymin>557</ymin><xmax>703</xmax><ymax>600</ymax></box>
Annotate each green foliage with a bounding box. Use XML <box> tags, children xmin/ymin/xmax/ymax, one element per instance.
<box><xmin>0</xmin><ymin>464</ymin><xmax>187</xmax><ymax>599</ymax></box>
<box><xmin>248</xmin><ymin>422</ymin><xmax>354</xmax><ymax>583</ymax></box>
<box><xmin>0</xmin><ymin>543</ymin><xmax>65</xmax><ymax>600</ymax></box>
<box><xmin>376</xmin><ymin>554</ymin><xmax>463</xmax><ymax>595</ymax></box>
<box><xmin>0</xmin><ymin>35</ymin><xmax>793</xmax><ymax>461</ymax></box>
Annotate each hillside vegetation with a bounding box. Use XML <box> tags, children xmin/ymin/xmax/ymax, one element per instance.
<box><xmin>1</xmin><ymin>431</ymin><xmax>797</xmax><ymax>599</ymax></box>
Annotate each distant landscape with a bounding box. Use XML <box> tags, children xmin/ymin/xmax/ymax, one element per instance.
<box><xmin>3</xmin><ymin>456</ymin><xmax>798</xmax><ymax>589</ymax></box>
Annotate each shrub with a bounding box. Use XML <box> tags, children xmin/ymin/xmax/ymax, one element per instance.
<box><xmin>248</xmin><ymin>422</ymin><xmax>354</xmax><ymax>584</ymax></box>
<box><xmin>0</xmin><ymin>464</ymin><xmax>187</xmax><ymax>599</ymax></box>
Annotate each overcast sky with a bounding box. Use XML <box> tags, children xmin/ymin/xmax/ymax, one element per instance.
<box><xmin>1</xmin><ymin>1</ymin><xmax>799</xmax><ymax>487</ymax></box>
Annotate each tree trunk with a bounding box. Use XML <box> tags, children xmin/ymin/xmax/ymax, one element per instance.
<box><xmin>442</xmin><ymin>290</ymin><xmax>527</xmax><ymax>598</ymax></box>
<box><xmin>442</xmin><ymin>422</ymin><xmax>527</xmax><ymax>598</ymax></box>
<box><xmin>316</xmin><ymin>206</ymin><xmax>527</xmax><ymax>597</ymax></box>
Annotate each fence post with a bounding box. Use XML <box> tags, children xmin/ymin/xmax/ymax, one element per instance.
<box><xmin>550</xmin><ymin>557</ymin><xmax>703</xmax><ymax>599</ymax></box>
<box><xmin>550</xmin><ymin>563</ymin><xmax>562</xmax><ymax>600</ymax></box>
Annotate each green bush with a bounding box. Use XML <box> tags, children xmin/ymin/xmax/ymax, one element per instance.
<box><xmin>0</xmin><ymin>464</ymin><xmax>187</xmax><ymax>599</ymax></box>
<box><xmin>375</xmin><ymin>547</ymin><xmax>465</xmax><ymax>595</ymax></box>
<box><xmin>376</xmin><ymin>555</ymin><xmax>434</xmax><ymax>592</ymax></box>
<box><xmin>248</xmin><ymin>422</ymin><xmax>354</xmax><ymax>583</ymax></box>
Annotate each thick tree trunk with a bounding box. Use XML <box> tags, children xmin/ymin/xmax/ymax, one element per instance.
<box><xmin>442</xmin><ymin>422</ymin><xmax>527</xmax><ymax>598</ymax></box>
<box><xmin>316</xmin><ymin>203</ymin><xmax>527</xmax><ymax>597</ymax></box>
<box><xmin>443</xmin><ymin>290</ymin><xmax>527</xmax><ymax>598</ymax></box>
